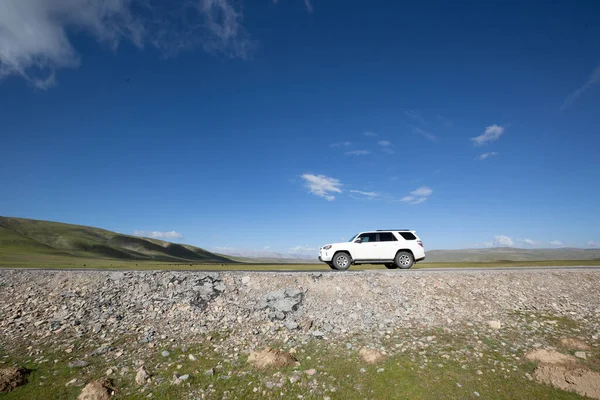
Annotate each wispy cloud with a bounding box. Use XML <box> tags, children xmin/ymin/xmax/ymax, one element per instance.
<box><xmin>400</xmin><ymin>186</ymin><xmax>433</xmax><ymax>205</ymax></box>
<box><xmin>412</xmin><ymin>127</ymin><xmax>438</xmax><ymax>142</ymax></box>
<box><xmin>345</xmin><ymin>150</ymin><xmax>370</xmax><ymax>156</ymax></box>
<box><xmin>289</xmin><ymin>245</ymin><xmax>316</xmax><ymax>254</ymax></box>
<box><xmin>550</xmin><ymin>240</ymin><xmax>563</xmax><ymax>246</ymax></box>
<box><xmin>404</xmin><ymin>109</ymin><xmax>424</xmax><ymax>123</ymax></box>
<box><xmin>378</xmin><ymin>140</ymin><xmax>392</xmax><ymax>147</ymax></box>
<box><xmin>493</xmin><ymin>235</ymin><xmax>514</xmax><ymax>246</ymax></box>
<box><xmin>0</xmin><ymin>0</ymin><xmax>253</xmax><ymax>88</ymax></box>
<box><xmin>436</xmin><ymin>115</ymin><xmax>454</xmax><ymax>128</ymax></box>
<box><xmin>133</xmin><ymin>230</ymin><xmax>184</xmax><ymax>240</ymax></box>
<box><xmin>475</xmin><ymin>152</ymin><xmax>498</xmax><ymax>161</ymax></box>
<box><xmin>303</xmin><ymin>0</ymin><xmax>314</xmax><ymax>13</ymax></box>
<box><xmin>364</xmin><ymin>131</ymin><xmax>377</xmax><ymax>137</ymax></box>
<box><xmin>520</xmin><ymin>238</ymin><xmax>540</xmax><ymax>246</ymax></box>
<box><xmin>349</xmin><ymin>190</ymin><xmax>379</xmax><ymax>199</ymax></box>
<box><xmin>589</xmin><ymin>240</ymin><xmax>599</xmax><ymax>248</ymax></box>
<box><xmin>301</xmin><ymin>173</ymin><xmax>342</xmax><ymax>201</ymax></box>
<box><xmin>471</xmin><ymin>125</ymin><xmax>504</xmax><ymax>146</ymax></box>
<box><xmin>561</xmin><ymin>64</ymin><xmax>600</xmax><ymax>111</ymax></box>
<box><xmin>330</xmin><ymin>141</ymin><xmax>351</xmax><ymax>148</ymax></box>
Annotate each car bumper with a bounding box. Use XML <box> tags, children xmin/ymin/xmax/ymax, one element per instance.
<box><xmin>415</xmin><ymin>256</ymin><xmax>425</xmax><ymax>262</ymax></box>
<box><xmin>318</xmin><ymin>250</ymin><xmax>333</xmax><ymax>262</ymax></box>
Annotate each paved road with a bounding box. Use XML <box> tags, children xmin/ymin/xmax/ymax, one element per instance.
<box><xmin>1</xmin><ymin>265</ymin><xmax>600</xmax><ymax>273</ymax></box>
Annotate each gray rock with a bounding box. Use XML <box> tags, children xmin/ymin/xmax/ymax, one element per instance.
<box><xmin>575</xmin><ymin>351</ymin><xmax>587</xmax><ymax>359</ymax></box>
<box><xmin>161</xmin><ymin>351</ymin><xmax>170</xmax><ymax>357</ymax></box>
<box><xmin>68</xmin><ymin>360</ymin><xmax>89</xmax><ymax>368</ymax></box>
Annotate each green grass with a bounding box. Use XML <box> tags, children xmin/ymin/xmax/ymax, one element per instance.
<box><xmin>1</xmin><ymin>333</ymin><xmax>588</xmax><ymax>400</ymax></box>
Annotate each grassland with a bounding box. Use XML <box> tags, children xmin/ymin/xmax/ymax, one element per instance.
<box><xmin>1</xmin><ymin>329</ymin><xmax>588</xmax><ymax>400</ymax></box>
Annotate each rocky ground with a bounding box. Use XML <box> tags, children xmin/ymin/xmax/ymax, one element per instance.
<box><xmin>1</xmin><ymin>269</ymin><xmax>600</xmax><ymax>399</ymax></box>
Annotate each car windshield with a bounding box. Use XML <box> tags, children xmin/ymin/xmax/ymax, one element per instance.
<box><xmin>348</xmin><ymin>234</ymin><xmax>358</xmax><ymax>242</ymax></box>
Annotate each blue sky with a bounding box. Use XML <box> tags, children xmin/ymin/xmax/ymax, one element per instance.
<box><xmin>1</xmin><ymin>0</ymin><xmax>599</xmax><ymax>255</ymax></box>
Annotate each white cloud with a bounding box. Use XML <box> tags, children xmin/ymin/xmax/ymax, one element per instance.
<box><xmin>589</xmin><ymin>240</ymin><xmax>598</xmax><ymax>248</ymax></box>
<box><xmin>521</xmin><ymin>238</ymin><xmax>540</xmax><ymax>246</ymax></box>
<box><xmin>300</xmin><ymin>173</ymin><xmax>342</xmax><ymax>201</ymax></box>
<box><xmin>133</xmin><ymin>230</ymin><xmax>184</xmax><ymax>240</ymax></box>
<box><xmin>493</xmin><ymin>235</ymin><xmax>514</xmax><ymax>246</ymax></box>
<box><xmin>561</xmin><ymin>64</ymin><xmax>600</xmax><ymax>111</ymax></box>
<box><xmin>412</xmin><ymin>127</ymin><xmax>437</xmax><ymax>142</ymax></box>
<box><xmin>345</xmin><ymin>150</ymin><xmax>370</xmax><ymax>156</ymax></box>
<box><xmin>0</xmin><ymin>0</ymin><xmax>252</xmax><ymax>88</ymax></box>
<box><xmin>364</xmin><ymin>131</ymin><xmax>377</xmax><ymax>137</ymax></box>
<box><xmin>349</xmin><ymin>190</ymin><xmax>379</xmax><ymax>199</ymax></box>
<box><xmin>476</xmin><ymin>152</ymin><xmax>498</xmax><ymax>160</ymax></box>
<box><xmin>378</xmin><ymin>140</ymin><xmax>391</xmax><ymax>147</ymax></box>
<box><xmin>330</xmin><ymin>141</ymin><xmax>351</xmax><ymax>148</ymax></box>
<box><xmin>550</xmin><ymin>240</ymin><xmax>563</xmax><ymax>246</ymax></box>
<box><xmin>400</xmin><ymin>186</ymin><xmax>433</xmax><ymax>205</ymax></box>
<box><xmin>471</xmin><ymin>125</ymin><xmax>504</xmax><ymax>146</ymax></box>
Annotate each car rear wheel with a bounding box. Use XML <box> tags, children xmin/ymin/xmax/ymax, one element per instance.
<box><xmin>385</xmin><ymin>263</ymin><xmax>398</xmax><ymax>269</ymax></box>
<box><xmin>395</xmin><ymin>251</ymin><xmax>414</xmax><ymax>269</ymax></box>
<box><xmin>332</xmin><ymin>252</ymin><xmax>351</xmax><ymax>271</ymax></box>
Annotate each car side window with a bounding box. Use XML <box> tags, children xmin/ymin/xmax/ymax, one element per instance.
<box><xmin>378</xmin><ymin>232</ymin><xmax>397</xmax><ymax>242</ymax></box>
<box><xmin>358</xmin><ymin>233</ymin><xmax>377</xmax><ymax>242</ymax></box>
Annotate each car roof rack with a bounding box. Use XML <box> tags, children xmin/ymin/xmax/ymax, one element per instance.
<box><xmin>376</xmin><ymin>229</ymin><xmax>412</xmax><ymax>231</ymax></box>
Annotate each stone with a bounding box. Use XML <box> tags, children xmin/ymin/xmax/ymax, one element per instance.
<box><xmin>487</xmin><ymin>321</ymin><xmax>502</xmax><ymax>330</ymax></box>
<box><xmin>575</xmin><ymin>351</ymin><xmax>587</xmax><ymax>360</ymax></box>
<box><xmin>161</xmin><ymin>351</ymin><xmax>170</xmax><ymax>357</ymax></box>
<box><xmin>188</xmin><ymin>354</ymin><xmax>196</xmax><ymax>361</ymax></box>
<box><xmin>304</xmin><ymin>369</ymin><xmax>317</xmax><ymax>376</ymax></box>
<box><xmin>77</xmin><ymin>378</ymin><xmax>114</xmax><ymax>400</ymax></box>
<box><xmin>68</xmin><ymin>360</ymin><xmax>90</xmax><ymax>368</ymax></box>
<box><xmin>135</xmin><ymin>366</ymin><xmax>150</xmax><ymax>386</ymax></box>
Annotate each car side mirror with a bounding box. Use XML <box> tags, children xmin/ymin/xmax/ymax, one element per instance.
<box><xmin>354</xmin><ymin>238</ymin><xmax>363</xmax><ymax>243</ymax></box>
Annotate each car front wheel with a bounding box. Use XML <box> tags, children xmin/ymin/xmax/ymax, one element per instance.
<box><xmin>332</xmin><ymin>252</ymin><xmax>351</xmax><ymax>271</ymax></box>
<box><xmin>395</xmin><ymin>251</ymin><xmax>414</xmax><ymax>269</ymax></box>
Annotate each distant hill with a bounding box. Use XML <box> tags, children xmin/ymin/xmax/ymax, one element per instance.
<box><xmin>0</xmin><ymin>216</ymin><xmax>234</xmax><ymax>264</ymax></box>
<box><xmin>425</xmin><ymin>247</ymin><xmax>600</xmax><ymax>262</ymax></box>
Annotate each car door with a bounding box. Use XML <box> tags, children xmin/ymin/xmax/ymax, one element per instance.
<box><xmin>376</xmin><ymin>232</ymin><xmax>399</xmax><ymax>260</ymax></box>
<box><xmin>352</xmin><ymin>232</ymin><xmax>378</xmax><ymax>260</ymax></box>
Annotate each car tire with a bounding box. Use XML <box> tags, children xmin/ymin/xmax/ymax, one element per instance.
<box><xmin>385</xmin><ymin>263</ymin><xmax>398</xmax><ymax>269</ymax></box>
<box><xmin>332</xmin><ymin>252</ymin><xmax>351</xmax><ymax>271</ymax></box>
<box><xmin>395</xmin><ymin>251</ymin><xmax>414</xmax><ymax>269</ymax></box>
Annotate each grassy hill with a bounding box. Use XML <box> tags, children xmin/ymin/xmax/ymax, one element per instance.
<box><xmin>0</xmin><ymin>216</ymin><xmax>234</xmax><ymax>264</ymax></box>
<box><xmin>425</xmin><ymin>247</ymin><xmax>600</xmax><ymax>262</ymax></box>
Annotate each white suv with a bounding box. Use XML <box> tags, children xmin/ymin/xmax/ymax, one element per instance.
<box><xmin>318</xmin><ymin>230</ymin><xmax>425</xmax><ymax>270</ymax></box>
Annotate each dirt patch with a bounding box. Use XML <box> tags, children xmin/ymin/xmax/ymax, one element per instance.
<box><xmin>247</xmin><ymin>347</ymin><xmax>296</xmax><ymax>369</ymax></box>
<box><xmin>359</xmin><ymin>348</ymin><xmax>387</xmax><ymax>364</ymax></box>
<box><xmin>77</xmin><ymin>378</ymin><xmax>115</xmax><ymax>400</ymax></box>
<box><xmin>0</xmin><ymin>367</ymin><xmax>28</xmax><ymax>393</ymax></box>
<box><xmin>560</xmin><ymin>338</ymin><xmax>592</xmax><ymax>351</ymax></box>
<box><xmin>525</xmin><ymin>349</ymin><xmax>576</xmax><ymax>365</ymax></box>
<box><xmin>534</xmin><ymin>365</ymin><xmax>600</xmax><ymax>400</ymax></box>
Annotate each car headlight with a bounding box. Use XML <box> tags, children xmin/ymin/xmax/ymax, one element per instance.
<box><xmin>323</xmin><ymin>245</ymin><xmax>332</xmax><ymax>250</ymax></box>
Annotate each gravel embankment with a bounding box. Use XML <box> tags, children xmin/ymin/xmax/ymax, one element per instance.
<box><xmin>1</xmin><ymin>269</ymin><xmax>600</xmax><ymax>348</ymax></box>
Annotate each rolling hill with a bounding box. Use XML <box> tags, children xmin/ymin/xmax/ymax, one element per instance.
<box><xmin>0</xmin><ymin>216</ymin><xmax>234</xmax><ymax>264</ymax></box>
<box><xmin>424</xmin><ymin>247</ymin><xmax>600</xmax><ymax>262</ymax></box>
